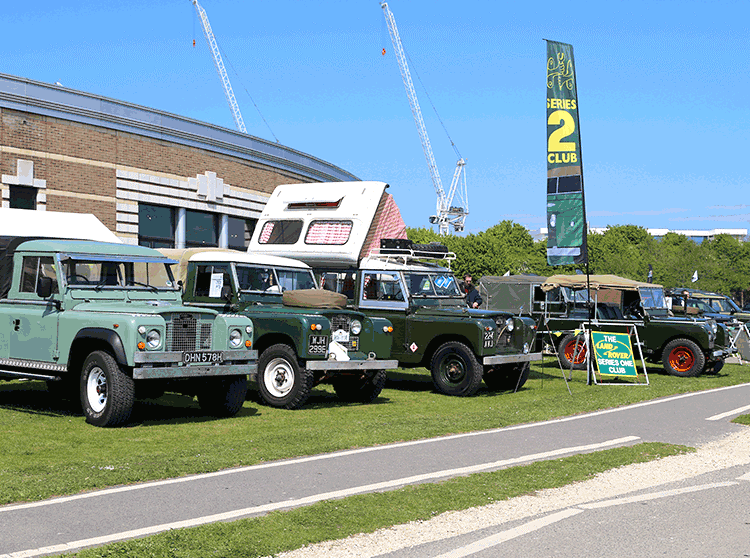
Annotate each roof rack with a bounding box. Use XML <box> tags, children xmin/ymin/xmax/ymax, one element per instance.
<box><xmin>368</xmin><ymin>240</ymin><xmax>456</xmax><ymax>267</ymax></box>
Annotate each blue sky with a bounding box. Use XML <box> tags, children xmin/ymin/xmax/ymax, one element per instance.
<box><xmin>2</xmin><ymin>0</ymin><xmax>748</xmax><ymax>235</ymax></box>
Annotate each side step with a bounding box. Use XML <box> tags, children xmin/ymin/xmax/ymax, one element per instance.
<box><xmin>0</xmin><ymin>369</ymin><xmax>61</xmax><ymax>382</ymax></box>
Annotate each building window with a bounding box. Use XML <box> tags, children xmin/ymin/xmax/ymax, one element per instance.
<box><xmin>10</xmin><ymin>186</ymin><xmax>36</xmax><ymax>210</ymax></box>
<box><xmin>228</xmin><ymin>217</ymin><xmax>256</xmax><ymax>251</ymax></box>
<box><xmin>186</xmin><ymin>209</ymin><xmax>218</xmax><ymax>248</ymax></box>
<box><xmin>139</xmin><ymin>204</ymin><xmax>175</xmax><ymax>248</ymax></box>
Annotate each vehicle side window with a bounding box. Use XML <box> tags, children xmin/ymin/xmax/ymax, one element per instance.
<box><xmin>360</xmin><ymin>272</ymin><xmax>406</xmax><ymax>307</ymax></box>
<box><xmin>20</xmin><ymin>256</ymin><xmax>59</xmax><ymax>295</ymax></box>
<box><xmin>319</xmin><ymin>271</ymin><xmax>356</xmax><ymax>300</ymax></box>
<box><xmin>194</xmin><ymin>264</ymin><xmax>231</xmax><ymax>298</ymax></box>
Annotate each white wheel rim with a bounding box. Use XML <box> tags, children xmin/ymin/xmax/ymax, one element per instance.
<box><xmin>263</xmin><ymin>357</ymin><xmax>295</xmax><ymax>398</ymax></box>
<box><xmin>86</xmin><ymin>367</ymin><xmax>107</xmax><ymax>413</ymax></box>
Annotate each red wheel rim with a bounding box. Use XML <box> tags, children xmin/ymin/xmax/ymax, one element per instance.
<box><xmin>668</xmin><ymin>346</ymin><xmax>695</xmax><ymax>373</ymax></box>
<box><xmin>564</xmin><ymin>340</ymin><xmax>587</xmax><ymax>364</ymax></box>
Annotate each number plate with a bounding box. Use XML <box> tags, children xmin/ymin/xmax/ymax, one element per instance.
<box><xmin>183</xmin><ymin>351</ymin><xmax>224</xmax><ymax>364</ymax></box>
<box><xmin>332</xmin><ymin>329</ymin><xmax>350</xmax><ymax>343</ymax></box>
<box><xmin>309</xmin><ymin>335</ymin><xmax>328</xmax><ymax>355</ymax></box>
<box><xmin>483</xmin><ymin>330</ymin><xmax>494</xmax><ymax>349</ymax></box>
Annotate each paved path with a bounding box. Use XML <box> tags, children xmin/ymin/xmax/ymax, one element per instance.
<box><xmin>2</xmin><ymin>382</ymin><xmax>750</xmax><ymax>557</ymax></box>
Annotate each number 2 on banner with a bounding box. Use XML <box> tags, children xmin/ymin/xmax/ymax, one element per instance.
<box><xmin>547</xmin><ymin>110</ymin><xmax>576</xmax><ymax>152</ymax></box>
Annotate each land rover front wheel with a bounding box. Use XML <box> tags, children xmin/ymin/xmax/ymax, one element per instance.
<box><xmin>332</xmin><ymin>370</ymin><xmax>387</xmax><ymax>403</ymax></box>
<box><xmin>430</xmin><ymin>341</ymin><xmax>483</xmax><ymax>396</ymax></box>
<box><xmin>484</xmin><ymin>362</ymin><xmax>530</xmax><ymax>391</ymax></box>
<box><xmin>197</xmin><ymin>375</ymin><xmax>247</xmax><ymax>417</ymax></box>
<box><xmin>258</xmin><ymin>344</ymin><xmax>314</xmax><ymax>409</ymax></box>
<box><xmin>662</xmin><ymin>338</ymin><xmax>705</xmax><ymax>377</ymax></box>
<box><xmin>80</xmin><ymin>351</ymin><xmax>134</xmax><ymax>427</ymax></box>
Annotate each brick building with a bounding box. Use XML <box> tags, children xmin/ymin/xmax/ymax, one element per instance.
<box><xmin>0</xmin><ymin>73</ymin><xmax>357</xmax><ymax>249</ymax></box>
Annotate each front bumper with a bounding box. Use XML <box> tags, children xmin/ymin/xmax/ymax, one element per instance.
<box><xmin>306</xmin><ymin>359</ymin><xmax>399</xmax><ymax>371</ymax></box>
<box><xmin>483</xmin><ymin>352</ymin><xmax>543</xmax><ymax>366</ymax></box>
<box><xmin>133</xmin><ymin>350</ymin><xmax>258</xmax><ymax>380</ymax></box>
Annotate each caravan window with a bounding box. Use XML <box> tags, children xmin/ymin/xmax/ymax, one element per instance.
<box><xmin>258</xmin><ymin>220</ymin><xmax>303</xmax><ymax>245</ymax></box>
<box><xmin>305</xmin><ymin>220</ymin><xmax>352</xmax><ymax>245</ymax></box>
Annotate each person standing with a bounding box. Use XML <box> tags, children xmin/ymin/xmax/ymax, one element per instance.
<box><xmin>462</xmin><ymin>274</ymin><xmax>482</xmax><ymax>309</ymax></box>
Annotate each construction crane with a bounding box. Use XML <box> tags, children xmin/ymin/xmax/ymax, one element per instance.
<box><xmin>191</xmin><ymin>0</ymin><xmax>247</xmax><ymax>134</ymax></box>
<box><xmin>380</xmin><ymin>1</ymin><xmax>468</xmax><ymax>234</ymax></box>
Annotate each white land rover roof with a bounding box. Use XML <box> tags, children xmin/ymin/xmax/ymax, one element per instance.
<box><xmin>0</xmin><ymin>208</ymin><xmax>121</xmax><ymax>243</ymax></box>
<box><xmin>159</xmin><ymin>248</ymin><xmax>310</xmax><ymax>269</ymax></box>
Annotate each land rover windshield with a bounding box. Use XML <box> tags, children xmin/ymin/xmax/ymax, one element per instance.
<box><xmin>405</xmin><ymin>272</ymin><xmax>462</xmax><ymax>298</ymax></box>
<box><xmin>639</xmin><ymin>286</ymin><xmax>667</xmax><ymax>310</ymax></box>
<box><xmin>235</xmin><ymin>264</ymin><xmax>316</xmax><ymax>293</ymax></box>
<box><xmin>62</xmin><ymin>254</ymin><xmax>176</xmax><ymax>290</ymax></box>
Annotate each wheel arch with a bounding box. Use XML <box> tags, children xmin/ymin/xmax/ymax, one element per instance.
<box><xmin>254</xmin><ymin>333</ymin><xmax>299</xmax><ymax>358</ymax></box>
<box><xmin>70</xmin><ymin>328</ymin><xmax>128</xmax><ymax>373</ymax></box>
<box><xmin>421</xmin><ymin>334</ymin><xmax>477</xmax><ymax>368</ymax></box>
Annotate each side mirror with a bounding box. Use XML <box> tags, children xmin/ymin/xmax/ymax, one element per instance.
<box><xmin>36</xmin><ymin>276</ymin><xmax>53</xmax><ymax>299</ymax></box>
<box><xmin>221</xmin><ymin>285</ymin><xmax>233</xmax><ymax>302</ymax></box>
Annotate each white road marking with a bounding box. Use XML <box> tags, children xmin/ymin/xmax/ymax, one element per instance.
<box><xmin>737</xmin><ymin>472</ymin><xmax>750</xmax><ymax>481</ymax></box>
<box><xmin>706</xmin><ymin>403</ymin><xmax>750</xmax><ymax>421</ymax></box>
<box><xmin>579</xmin><ymin>481</ymin><xmax>738</xmax><ymax>509</ymax></box>
<box><xmin>429</xmin><ymin>481</ymin><xmax>738</xmax><ymax>558</ymax></box>
<box><xmin>0</xmin><ymin>437</ymin><xmax>638</xmax><ymax>558</ymax></box>
<box><xmin>428</xmin><ymin>508</ymin><xmax>585</xmax><ymax>558</ymax></box>
<box><xmin>3</xmin><ymin>382</ymin><xmax>747</xmax><ymax>516</ymax></box>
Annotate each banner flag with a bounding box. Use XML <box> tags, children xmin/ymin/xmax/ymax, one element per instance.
<box><xmin>546</xmin><ymin>40</ymin><xmax>588</xmax><ymax>266</ymax></box>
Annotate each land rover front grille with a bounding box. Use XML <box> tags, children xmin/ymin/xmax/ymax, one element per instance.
<box><xmin>330</xmin><ymin>314</ymin><xmax>359</xmax><ymax>351</ymax></box>
<box><xmin>166</xmin><ymin>314</ymin><xmax>213</xmax><ymax>352</ymax></box>
<box><xmin>496</xmin><ymin>328</ymin><xmax>512</xmax><ymax>348</ymax></box>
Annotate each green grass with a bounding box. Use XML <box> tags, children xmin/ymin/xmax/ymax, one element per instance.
<box><xmin>2</xmin><ymin>361</ymin><xmax>749</xmax><ymax>505</ymax></box>
<box><xmin>63</xmin><ymin>442</ymin><xmax>690</xmax><ymax>558</ymax></box>
<box><xmin>732</xmin><ymin>414</ymin><xmax>750</xmax><ymax>426</ymax></box>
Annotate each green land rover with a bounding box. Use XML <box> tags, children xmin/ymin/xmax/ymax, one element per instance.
<box><xmin>161</xmin><ymin>248</ymin><xmax>397</xmax><ymax>409</ymax></box>
<box><xmin>0</xmin><ymin>238</ymin><xmax>257</xmax><ymax>426</ymax></box>
<box><xmin>480</xmin><ymin>274</ymin><xmax>733</xmax><ymax>377</ymax></box>
<box><xmin>316</xmin><ymin>244</ymin><xmax>542</xmax><ymax>396</ymax></box>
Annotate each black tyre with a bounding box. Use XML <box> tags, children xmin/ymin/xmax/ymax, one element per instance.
<box><xmin>197</xmin><ymin>375</ymin><xmax>247</xmax><ymax>417</ymax></box>
<box><xmin>484</xmin><ymin>362</ymin><xmax>530</xmax><ymax>391</ymax></box>
<box><xmin>662</xmin><ymin>338</ymin><xmax>705</xmax><ymax>377</ymax></box>
<box><xmin>558</xmin><ymin>333</ymin><xmax>588</xmax><ymax>371</ymax></box>
<box><xmin>430</xmin><ymin>341</ymin><xmax>483</xmax><ymax>396</ymax></box>
<box><xmin>80</xmin><ymin>351</ymin><xmax>134</xmax><ymax>427</ymax></box>
<box><xmin>332</xmin><ymin>370</ymin><xmax>387</xmax><ymax>403</ymax></box>
<box><xmin>257</xmin><ymin>344</ymin><xmax>313</xmax><ymax>409</ymax></box>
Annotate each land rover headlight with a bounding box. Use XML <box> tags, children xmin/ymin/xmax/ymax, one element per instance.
<box><xmin>351</xmin><ymin>320</ymin><xmax>362</xmax><ymax>335</ymax></box>
<box><xmin>707</xmin><ymin>319</ymin><xmax>717</xmax><ymax>335</ymax></box>
<box><xmin>505</xmin><ymin>317</ymin><xmax>515</xmax><ymax>332</ymax></box>
<box><xmin>146</xmin><ymin>329</ymin><xmax>161</xmax><ymax>349</ymax></box>
<box><xmin>229</xmin><ymin>328</ymin><xmax>243</xmax><ymax>348</ymax></box>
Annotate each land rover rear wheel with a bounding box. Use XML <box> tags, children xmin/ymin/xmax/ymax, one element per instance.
<box><xmin>258</xmin><ymin>344</ymin><xmax>313</xmax><ymax>409</ymax></box>
<box><xmin>332</xmin><ymin>370</ymin><xmax>387</xmax><ymax>403</ymax></box>
<box><xmin>80</xmin><ymin>351</ymin><xmax>134</xmax><ymax>427</ymax></box>
<box><xmin>430</xmin><ymin>341</ymin><xmax>483</xmax><ymax>396</ymax></box>
<box><xmin>558</xmin><ymin>333</ymin><xmax>588</xmax><ymax>371</ymax></box>
<box><xmin>662</xmin><ymin>338</ymin><xmax>705</xmax><ymax>377</ymax></box>
<box><xmin>197</xmin><ymin>375</ymin><xmax>247</xmax><ymax>417</ymax></box>
<box><xmin>484</xmin><ymin>362</ymin><xmax>530</xmax><ymax>391</ymax></box>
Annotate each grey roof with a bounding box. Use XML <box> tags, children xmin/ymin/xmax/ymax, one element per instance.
<box><xmin>0</xmin><ymin>73</ymin><xmax>358</xmax><ymax>184</ymax></box>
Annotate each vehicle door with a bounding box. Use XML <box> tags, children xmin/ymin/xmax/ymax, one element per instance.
<box><xmin>357</xmin><ymin>270</ymin><xmax>409</xmax><ymax>359</ymax></box>
<box><xmin>8</xmin><ymin>255</ymin><xmax>61</xmax><ymax>362</ymax></box>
